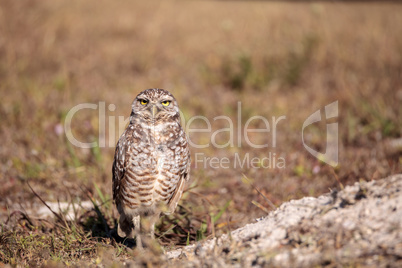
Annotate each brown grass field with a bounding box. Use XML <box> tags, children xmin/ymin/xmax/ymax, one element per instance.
<box><xmin>0</xmin><ymin>0</ymin><xmax>401</xmax><ymax>266</ymax></box>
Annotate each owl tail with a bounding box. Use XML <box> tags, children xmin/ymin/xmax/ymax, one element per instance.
<box><xmin>117</xmin><ymin>214</ymin><xmax>134</xmax><ymax>238</ymax></box>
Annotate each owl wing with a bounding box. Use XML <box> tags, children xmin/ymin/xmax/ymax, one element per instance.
<box><xmin>167</xmin><ymin>129</ymin><xmax>191</xmax><ymax>213</ymax></box>
<box><xmin>112</xmin><ymin>126</ymin><xmax>138</xmax><ymax>205</ymax></box>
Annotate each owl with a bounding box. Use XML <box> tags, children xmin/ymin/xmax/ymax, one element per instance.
<box><xmin>112</xmin><ymin>88</ymin><xmax>191</xmax><ymax>248</ymax></box>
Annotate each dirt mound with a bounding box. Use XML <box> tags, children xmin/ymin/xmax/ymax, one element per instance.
<box><xmin>166</xmin><ymin>174</ymin><xmax>402</xmax><ymax>267</ymax></box>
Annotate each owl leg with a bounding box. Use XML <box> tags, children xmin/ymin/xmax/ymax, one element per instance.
<box><xmin>139</xmin><ymin>212</ymin><xmax>160</xmax><ymax>239</ymax></box>
<box><xmin>149</xmin><ymin>212</ymin><xmax>161</xmax><ymax>239</ymax></box>
<box><xmin>118</xmin><ymin>214</ymin><xmax>134</xmax><ymax>238</ymax></box>
<box><xmin>133</xmin><ymin>215</ymin><xmax>142</xmax><ymax>249</ymax></box>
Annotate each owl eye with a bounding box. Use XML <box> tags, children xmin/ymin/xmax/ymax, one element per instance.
<box><xmin>161</xmin><ymin>100</ymin><xmax>171</xmax><ymax>106</ymax></box>
<box><xmin>139</xmin><ymin>99</ymin><xmax>148</xmax><ymax>106</ymax></box>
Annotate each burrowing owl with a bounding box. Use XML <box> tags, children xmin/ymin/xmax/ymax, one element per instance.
<box><xmin>112</xmin><ymin>88</ymin><xmax>191</xmax><ymax>247</ymax></box>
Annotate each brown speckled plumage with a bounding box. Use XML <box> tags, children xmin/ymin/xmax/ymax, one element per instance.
<box><xmin>112</xmin><ymin>88</ymin><xmax>190</xmax><ymax>246</ymax></box>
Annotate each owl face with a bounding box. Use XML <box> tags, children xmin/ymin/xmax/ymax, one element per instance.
<box><xmin>131</xmin><ymin>88</ymin><xmax>180</xmax><ymax>123</ymax></box>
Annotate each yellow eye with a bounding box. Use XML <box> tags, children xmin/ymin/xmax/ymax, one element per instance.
<box><xmin>139</xmin><ymin>99</ymin><xmax>148</xmax><ymax>105</ymax></box>
<box><xmin>161</xmin><ymin>100</ymin><xmax>170</xmax><ymax>106</ymax></box>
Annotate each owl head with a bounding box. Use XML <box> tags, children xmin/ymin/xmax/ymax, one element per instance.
<box><xmin>130</xmin><ymin>88</ymin><xmax>180</xmax><ymax>123</ymax></box>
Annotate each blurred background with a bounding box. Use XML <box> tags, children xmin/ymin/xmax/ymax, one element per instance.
<box><xmin>0</xmin><ymin>0</ymin><xmax>401</xmax><ymax>263</ymax></box>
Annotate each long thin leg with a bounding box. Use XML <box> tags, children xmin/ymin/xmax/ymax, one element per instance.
<box><xmin>149</xmin><ymin>212</ymin><xmax>161</xmax><ymax>239</ymax></box>
<box><xmin>133</xmin><ymin>215</ymin><xmax>142</xmax><ymax>249</ymax></box>
<box><xmin>117</xmin><ymin>214</ymin><xmax>136</xmax><ymax>238</ymax></box>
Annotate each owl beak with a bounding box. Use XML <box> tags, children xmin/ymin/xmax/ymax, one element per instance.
<box><xmin>151</xmin><ymin>105</ymin><xmax>159</xmax><ymax>118</ymax></box>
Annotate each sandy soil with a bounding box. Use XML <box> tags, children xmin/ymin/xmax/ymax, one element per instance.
<box><xmin>164</xmin><ymin>174</ymin><xmax>402</xmax><ymax>267</ymax></box>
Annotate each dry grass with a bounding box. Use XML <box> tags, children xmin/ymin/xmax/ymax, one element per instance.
<box><xmin>0</xmin><ymin>0</ymin><xmax>401</xmax><ymax>266</ymax></box>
